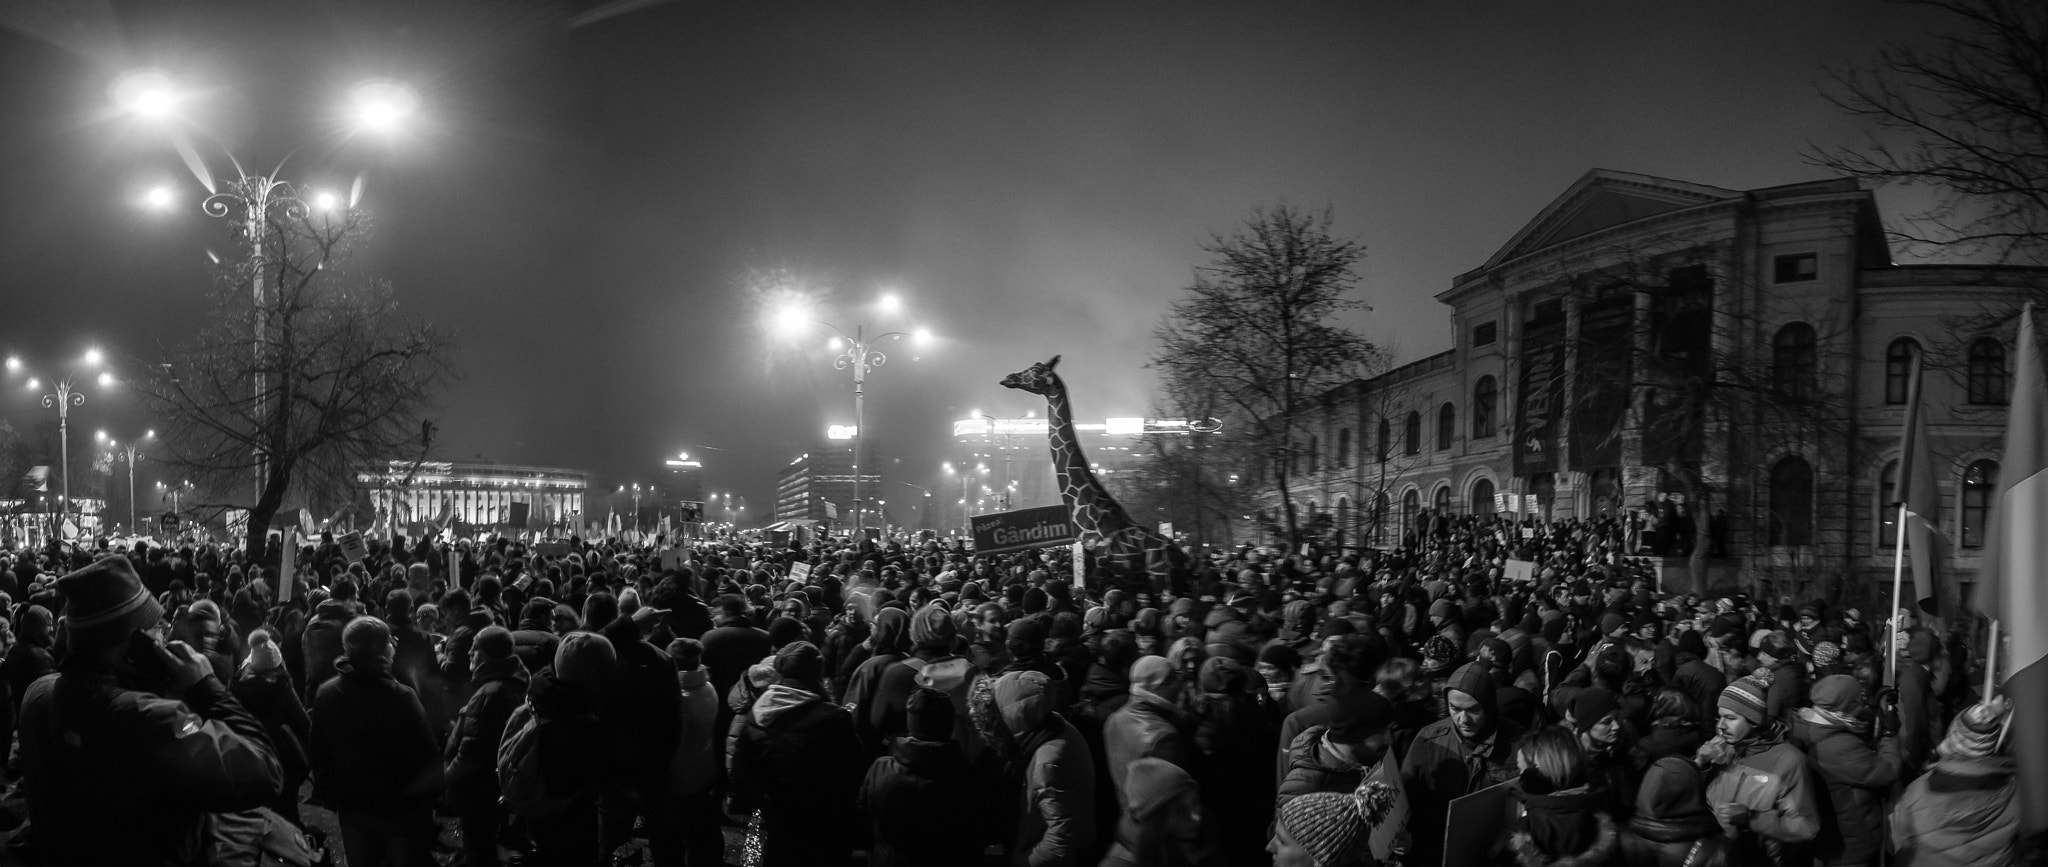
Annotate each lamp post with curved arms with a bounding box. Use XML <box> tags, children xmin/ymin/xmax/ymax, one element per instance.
<box><xmin>98</xmin><ymin>429</ymin><xmax>155</xmax><ymax>534</ymax></box>
<box><xmin>773</xmin><ymin>294</ymin><xmax>933</xmax><ymax>539</ymax></box>
<box><xmin>121</xmin><ymin>71</ymin><xmax>417</xmax><ymax>506</ymax></box>
<box><xmin>7</xmin><ymin>352</ymin><xmax>109</xmax><ymax>534</ymax></box>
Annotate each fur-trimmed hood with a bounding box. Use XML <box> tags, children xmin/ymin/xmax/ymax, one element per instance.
<box><xmin>1507</xmin><ymin>811</ymin><xmax>1619</xmax><ymax>867</ymax></box>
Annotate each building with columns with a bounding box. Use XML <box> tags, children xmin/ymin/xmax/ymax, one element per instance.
<box><xmin>360</xmin><ymin>460</ymin><xmax>589</xmax><ymax>534</ymax></box>
<box><xmin>1264</xmin><ymin>169</ymin><xmax>2043</xmax><ymax>605</ymax></box>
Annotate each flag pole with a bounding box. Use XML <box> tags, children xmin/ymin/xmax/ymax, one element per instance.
<box><xmin>1889</xmin><ymin>501</ymin><xmax>1908</xmax><ymax>687</ymax></box>
<box><xmin>1986</xmin><ymin>618</ymin><xmax>2001</xmax><ymax>701</ymax></box>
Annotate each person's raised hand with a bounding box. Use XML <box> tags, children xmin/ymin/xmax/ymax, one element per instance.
<box><xmin>160</xmin><ymin>639</ymin><xmax>214</xmax><ymax>695</ymax></box>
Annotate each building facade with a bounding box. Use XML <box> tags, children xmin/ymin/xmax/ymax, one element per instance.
<box><xmin>1266</xmin><ymin>169</ymin><xmax>2042</xmax><ymax>605</ymax></box>
<box><xmin>360</xmin><ymin>460</ymin><xmax>589</xmax><ymax>533</ymax></box>
<box><xmin>773</xmin><ymin>447</ymin><xmax>878</xmax><ymax>525</ymax></box>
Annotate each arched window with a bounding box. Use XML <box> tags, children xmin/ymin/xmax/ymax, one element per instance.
<box><xmin>1336</xmin><ymin>497</ymin><xmax>1352</xmax><ymax>544</ymax></box>
<box><xmin>1373</xmin><ymin>491</ymin><xmax>1390</xmax><ymax>544</ymax></box>
<box><xmin>1336</xmin><ymin>428</ymin><xmax>1352</xmax><ymax>469</ymax></box>
<box><xmin>1438</xmin><ymin>403</ymin><xmax>1456</xmax><ymax>450</ymax></box>
<box><xmin>1886</xmin><ymin>338</ymin><xmax>1919</xmax><ymax>404</ymax></box>
<box><xmin>1401</xmin><ymin>488</ymin><xmax>1421</xmax><ymax>539</ymax></box>
<box><xmin>1962</xmin><ymin>459</ymin><xmax>1999</xmax><ymax>548</ymax></box>
<box><xmin>1878</xmin><ymin>459</ymin><xmax>1900</xmax><ymax>548</ymax></box>
<box><xmin>1772</xmin><ymin>323</ymin><xmax>1817</xmax><ymax>400</ymax></box>
<box><xmin>1433</xmin><ymin>485</ymin><xmax>1451</xmax><ymax>513</ymax></box>
<box><xmin>1968</xmin><ymin>338</ymin><xmax>2008</xmax><ymax>405</ymax></box>
<box><xmin>1377</xmin><ymin>418</ymin><xmax>1391</xmax><ymax>462</ymax></box>
<box><xmin>1404</xmin><ymin>412</ymin><xmax>1422</xmax><ymax>456</ymax></box>
<box><xmin>1471</xmin><ymin>478</ymin><xmax>1496</xmax><ymax>516</ymax></box>
<box><xmin>1307</xmin><ymin>435</ymin><xmax>1321</xmax><ymax>474</ymax></box>
<box><xmin>1768</xmin><ymin>456</ymin><xmax>1814</xmax><ymax>546</ymax></box>
<box><xmin>1472</xmin><ymin>376</ymin><xmax>1497</xmax><ymax>438</ymax></box>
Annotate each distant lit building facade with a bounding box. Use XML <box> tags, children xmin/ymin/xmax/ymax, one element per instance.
<box><xmin>949</xmin><ymin>416</ymin><xmax>1211</xmax><ymax>519</ymax></box>
<box><xmin>774</xmin><ymin>447</ymin><xmax>878</xmax><ymax>525</ymax></box>
<box><xmin>360</xmin><ymin>460</ymin><xmax>588</xmax><ymax>532</ymax></box>
<box><xmin>1259</xmin><ymin>169</ymin><xmax>2045</xmax><ymax>605</ymax></box>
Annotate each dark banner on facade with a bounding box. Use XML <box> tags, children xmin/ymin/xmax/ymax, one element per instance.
<box><xmin>971</xmin><ymin>505</ymin><xmax>1078</xmax><ymax>555</ymax></box>
<box><xmin>1515</xmin><ymin>301</ymin><xmax>1568</xmax><ymax>476</ymax></box>
<box><xmin>1570</xmin><ymin>293</ymin><xmax>1633</xmax><ymax>470</ymax></box>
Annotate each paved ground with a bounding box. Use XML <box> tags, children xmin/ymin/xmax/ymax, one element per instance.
<box><xmin>297</xmin><ymin>787</ymin><xmax>750</xmax><ymax>866</ymax></box>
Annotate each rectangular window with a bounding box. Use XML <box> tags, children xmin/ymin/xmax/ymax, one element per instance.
<box><xmin>1774</xmin><ymin>253</ymin><xmax>1818</xmax><ymax>284</ymax></box>
<box><xmin>1473</xmin><ymin>321</ymin><xmax>1498</xmax><ymax>347</ymax></box>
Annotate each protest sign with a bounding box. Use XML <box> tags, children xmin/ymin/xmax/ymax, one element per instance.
<box><xmin>338</xmin><ymin>531</ymin><xmax>368</xmax><ymax>564</ymax></box>
<box><xmin>1504</xmin><ymin>559</ymin><xmax>1536</xmax><ymax>581</ymax></box>
<box><xmin>1443</xmin><ymin>781</ymin><xmax>1515</xmax><ymax>867</ymax></box>
<box><xmin>790</xmin><ymin>562</ymin><xmax>813</xmax><ymax>582</ymax></box>
<box><xmin>971</xmin><ymin>505</ymin><xmax>1077</xmax><ymax>555</ymax></box>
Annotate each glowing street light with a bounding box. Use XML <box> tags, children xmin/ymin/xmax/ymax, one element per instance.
<box><xmin>769</xmin><ymin>293</ymin><xmax>936</xmax><ymax>537</ymax></box>
<box><xmin>117</xmin><ymin>70</ymin><xmax>420</xmax><ymax>509</ymax></box>
<box><xmin>6</xmin><ymin>349</ymin><xmax>109</xmax><ymax>531</ymax></box>
<box><xmin>99</xmin><ymin>429</ymin><xmax>155</xmax><ymax>534</ymax></box>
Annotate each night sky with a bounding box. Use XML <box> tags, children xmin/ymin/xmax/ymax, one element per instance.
<box><xmin>0</xmin><ymin>0</ymin><xmax>1950</xmax><ymax>515</ymax></box>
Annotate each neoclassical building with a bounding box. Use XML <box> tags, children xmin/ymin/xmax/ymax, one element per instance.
<box><xmin>1267</xmin><ymin>169</ymin><xmax>2041</xmax><ymax>604</ymax></box>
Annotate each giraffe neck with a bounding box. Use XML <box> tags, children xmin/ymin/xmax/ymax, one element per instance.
<box><xmin>1045</xmin><ymin>376</ymin><xmax>1135</xmax><ymax>537</ymax></box>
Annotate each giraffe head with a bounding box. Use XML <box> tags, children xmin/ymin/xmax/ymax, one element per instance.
<box><xmin>1000</xmin><ymin>355</ymin><xmax>1063</xmax><ymax>396</ymax></box>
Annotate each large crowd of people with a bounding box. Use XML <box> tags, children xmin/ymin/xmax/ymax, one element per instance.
<box><xmin>0</xmin><ymin>508</ymin><xmax>2034</xmax><ymax>867</ymax></box>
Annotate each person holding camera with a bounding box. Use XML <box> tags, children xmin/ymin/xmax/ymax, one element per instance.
<box><xmin>18</xmin><ymin>554</ymin><xmax>284</xmax><ymax>867</ymax></box>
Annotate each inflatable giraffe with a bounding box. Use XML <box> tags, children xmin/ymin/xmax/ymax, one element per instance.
<box><xmin>1000</xmin><ymin>355</ymin><xmax>1182</xmax><ymax>588</ymax></box>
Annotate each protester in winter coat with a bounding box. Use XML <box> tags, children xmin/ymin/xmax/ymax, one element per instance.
<box><xmin>845</xmin><ymin>606</ymin><xmax>911</xmax><ymax>755</ymax></box>
<box><xmin>1633</xmin><ymin>689</ymin><xmax>1705</xmax><ymax>767</ymax></box>
<box><xmin>1889</xmin><ymin>697</ymin><xmax>2022</xmax><ymax>867</ymax></box>
<box><xmin>858</xmin><ymin>687</ymin><xmax>984</xmax><ymax>867</ymax></box>
<box><xmin>871</xmin><ymin>603</ymin><xmax>980</xmax><ymax>757</ymax></box>
<box><xmin>727</xmin><ymin>640</ymin><xmax>863</xmax><ymax>867</ymax></box>
<box><xmin>1104</xmin><ymin>655</ymin><xmax>1199</xmax><ymax>803</ymax></box>
<box><xmin>511</xmin><ymin>598</ymin><xmax>563</xmax><ymax>673</ymax></box>
<box><xmin>1669</xmin><ymin>632</ymin><xmax>1724</xmax><ymax>734</ymax></box>
<box><xmin>300</xmin><ymin>595</ymin><xmax>357</xmax><ymax>702</ymax></box>
<box><xmin>1277</xmin><ymin>687</ymin><xmax>1394</xmax><ymax>808</ymax></box>
<box><xmin>971</xmin><ymin>670</ymin><xmax>1098</xmax><ymax>867</ymax></box>
<box><xmin>662</xmin><ymin>638</ymin><xmax>724</xmax><ymax>867</ymax></box>
<box><xmin>309</xmin><ymin>616</ymin><xmax>446</xmax><ymax>867</ymax></box>
<box><xmin>20</xmin><ymin>555</ymin><xmax>284</xmax><ymax>867</ymax></box>
<box><xmin>0</xmin><ymin>605</ymin><xmax>55</xmax><ymax>761</ymax></box>
<box><xmin>1400</xmin><ymin>661</ymin><xmax>1524</xmax><ymax>867</ymax></box>
<box><xmin>598</xmin><ymin>607</ymin><xmax>684</xmax><ymax>862</ymax></box>
<box><xmin>1894</xmin><ymin>628</ymin><xmax>1944</xmax><ymax>773</ymax></box>
<box><xmin>442</xmin><ymin>625</ymin><xmax>527</xmax><ymax>867</ymax></box>
<box><xmin>1616</xmin><ymin>756</ymin><xmax>1731</xmax><ymax>867</ymax></box>
<box><xmin>1566</xmin><ymin>686</ymin><xmax>1637</xmax><ymax>823</ymax></box>
<box><xmin>1786</xmin><ymin>674</ymin><xmax>1901</xmax><ymax>867</ymax></box>
<box><xmin>1503</xmin><ymin>725</ymin><xmax>1620</xmax><ymax>867</ymax></box>
<box><xmin>1098</xmin><ymin>757</ymin><xmax>1225</xmax><ymax>867</ymax></box>
<box><xmin>1192</xmin><ymin>657</ymin><xmax>1277</xmax><ymax>866</ymax></box>
<box><xmin>522</xmin><ymin>631</ymin><xmax>617</xmax><ymax>867</ymax></box>
<box><xmin>1275</xmin><ymin>633</ymin><xmax>1389</xmax><ymax>786</ymax></box>
<box><xmin>1699</xmin><ymin>672</ymin><xmax>1819</xmax><ymax>867</ymax></box>
<box><xmin>1756</xmin><ymin>633</ymin><xmax>1805</xmax><ymax>726</ymax></box>
<box><xmin>232</xmin><ymin>629</ymin><xmax>313</xmax><ymax>827</ymax></box>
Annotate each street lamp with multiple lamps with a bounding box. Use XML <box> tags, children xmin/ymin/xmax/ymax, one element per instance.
<box><xmin>117</xmin><ymin>69</ymin><xmax>418</xmax><ymax>506</ymax></box>
<box><xmin>157</xmin><ymin>479</ymin><xmax>193</xmax><ymax>518</ymax></box>
<box><xmin>96</xmin><ymin>429</ymin><xmax>154</xmax><ymax>535</ymax></box>
<box><xmin>7</xmin><ymin>351</ymin><xmax>111</xmax><ymax>532</ymax></box>
<box><xmin>773</xmin><ymin>293</ymin><xmax>933</xmax><ymax>539</ymax></box>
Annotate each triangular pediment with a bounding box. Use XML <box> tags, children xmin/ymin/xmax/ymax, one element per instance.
<box><xmin>1482</xmin><ymin>170</ymin><xmax>1742</xmax><ymax>270</ymax></box>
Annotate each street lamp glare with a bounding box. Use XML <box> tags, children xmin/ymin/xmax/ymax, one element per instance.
<box><xmin>84</xmin><ymin>348</ymin><xmax>103</xmax><ymax>366</ymax></box>
<box><xmin>112</xmin><ymin>69</ymin><xmax>183</xmax><ymax>120</ymax></box>
<box><xmin>146</xmin><ymin>430</ymin><xmax>155</xmax><ymax>439</ymax></box>
<box><xmin>879</xmin><ymin>293</ymin><xmax>901</xmax><ymax>313</ymax></box>
<box><xmin>314</xmin><ymin>191</ymin><xmax>339</xmax><ymax>211</ymax></box>
<box><xmin>913</xmin><ymin>327</ymin><xmax>932</xmax><ymax>344</ymax></box>
<box><xmin>97</xmin><ymin>372</ymin><xmax>114</xmax><ymax>387</ymax></box>
<box><xmin>145</xmin><ymin>187</ymin><xmax>176</xmax><ymax>209</ymax></box>
<box><xmin>4</xmin><ymin>357</ymin><xmax>17</xmax><ymax>371</ymax></box>
<box><xmin>24</xmin><ymin>378</ymin><xmax>38</xmax><ymax>391</ymax></box>
<box><xmin>349</xmin><ymin>80</ymin><xmax>418</xmax><ymax>133</ymax></box>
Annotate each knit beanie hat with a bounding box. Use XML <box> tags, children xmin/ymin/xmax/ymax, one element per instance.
<box><xmin>1571</xmin><ymin>688</ymin><xmax>1619</xmax><ymax>734</ymax></box>
<box><xmin>472</xmin><ymin>625</ymin><xmax>515</xmax><ymax>661</ymax></box>
<box><xmin>1277</xmin><ymin>789</ymin><xmax>1374</xmax><ymax>867</ymax></box>
<box><xmin>1936</xmin><ymin>696</ymin><xmax>2010</xmax><ymax>761</ymax></box>
<box><xmin>555</xmin><ymin>631</ymin><xmax>617</xmax><ymax>688</ymax></box>
<box><xmin>1718</xmin><ymin>670</ymin><xmax>1772</xmax><ymax>727</ymax></box>
<box><xmin>1634</xmin><ymin>756</ymin><xmax>1717</xmax><ymax>833</ymax></box>
<box><xmin>244</xmin><ymin>628</ymin><xmax>284</xmax><ymax>673</ymax></box>
<box><xmin>1198</xmin><ymin>656</ymin><xmax>1249</xmax><ymax>695</ymax></box>
<box><xmin>1811</xmin><ymin>641</ymin><xmax>1842</xmax><ymax>669</ymax></box>
<box><xmin>906</xmin><ymin>686</ymin><xmax>955</xmax><ymax>742</ymax></box>
<box><xmin>1447</xmin><ymin>662</ymin><xmax>1498</xmax><ymax>717</ymax></box>
<box><xmin>767</xmin><ymin>616</ymin><xmax>807</xmax><ymax>647</ymax></box>
<box><xmin>774</xmin><ymin>640</ymin><xmax>825</xmax><ymax>686</ymax></box>
<box><xmin>1598</xmin><ymin>611</ymin><xmax>1627</xmax><ymax>637</ymax></box>
<box><xmin>1122</xmin><ymin>757</ymin><xmax>1198</xmax><ymax>821</ymax></box>
<box><xmin>1259</xmin><ymin>642</ymin><xmax>1301</xmax><ymax>671</ymax></box>
<box><xmin>1676</xmin><ymin>631</ymin><xmax>1708</xmax><ymax>659</ymax></box>
<box><xmin>55</xmin><ymin>555</ymin><xmax>164</xmax><ymax>647</ymax></box>
<box><xmin>911</xmin><ymin>602</ymin><xmax>956</xmax><ymax>647</ymax></box>
<box><xmin>1327</xmin><ymin>687</ymin><xmax>1396</xmax><ymax>741</ymax></box>
<box><xmin>1422</xmin><ymin>636</ymin><xmax>1460</xmax><ymax>672</ymax></box>
<box><xmin>1808</xmin><ymin>674</ymin><xmax>1864</xmax><ymax>714</ymax></box>
<box><xmin>1082</xmin><ymin>606</ymin><xmax>1115</xmax><ymax>635</ymax></box>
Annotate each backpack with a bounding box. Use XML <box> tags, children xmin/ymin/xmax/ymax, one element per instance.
<box><xmin>495</xmin><ymin>700</ymin><xmax>592</xmax><ymax>819</ymax></box>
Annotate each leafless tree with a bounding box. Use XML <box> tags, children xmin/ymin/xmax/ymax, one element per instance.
<box><xmin>1809</xmin><ymin>0</ymin><xmax>2048</xmax><ymax>265</ymax></box>
<box><xmin>136</xmin><ymin>205</ymin><xmax>454</xmax><ymax>557</ymax></box>
<box><xmin>1152</xmin><ymin>205</ymin><xmax>1385</xmax><ymax>548</ymax></box>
